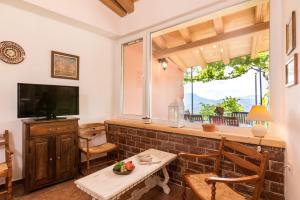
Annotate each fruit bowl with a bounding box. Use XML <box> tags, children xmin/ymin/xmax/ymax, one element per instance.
<box><xmin>113</xmin><ymin>161</ymin><xmax>135</xmax><ymax>175</ymax></box>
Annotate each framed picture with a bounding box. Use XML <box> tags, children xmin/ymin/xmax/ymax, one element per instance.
<box><xmin>285</xmin><ymin>53</ymin><xmax>298</xmax><ymax>87</ymax></box>
<box><xmin>51</xmin><ymin>51</ymin><xmax>79</xmax><ymax>80</ymax></box>
<box><xmin>286</xmin><ymin>11</ymin><xmax>296</xmax><ymax>55</ymax></box>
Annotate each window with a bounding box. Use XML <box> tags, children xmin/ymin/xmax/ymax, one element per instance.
<box><xmin>149</xmin><ymin>1</ymin><xmax>270</xmax><ymax>127</ymax></box>
<box><xmin>122</xmin><ymin>39</ymin><xmax>144</xmax><ymax>115</ymax></box>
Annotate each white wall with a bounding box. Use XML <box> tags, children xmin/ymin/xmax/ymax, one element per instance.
<box><xmin>0</xmin><ymin>3</ymin><xmax>115</xmax><ymax>180</ymax></box>
<box><xmin>282</xmin><ymin>0</ymin><xmax>300</xmax><ymax>199</ymax></box>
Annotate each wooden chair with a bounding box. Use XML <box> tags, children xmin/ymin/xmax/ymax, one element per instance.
<box><xmin>0</xmin><ymin>130</ymin><xmax>13</xmax><ymax>200</ymax></box>
<box><xmin>231</xmin><ymin>112</ymin><xmax>252</xmax><ymax>125</ymax></box>
<box><xmin>179</xmin><ymin>137</ymin><xmax>269</xmax><ymax>200</ymax></box>
<box><xmin>209</xmin><ymin>116</ymin><xmax>239</xmax><ymax>127</ymax></box>
<box><xmin>78</xmin><ymin>123</ymin><xmax>119</xmax><ymax>173</ymax></box>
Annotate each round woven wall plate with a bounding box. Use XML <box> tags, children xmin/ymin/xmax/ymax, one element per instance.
<box><xmin>0</xmin><ymin>41</ymin><xmax>25</xmax><ymax>64</ymax></box>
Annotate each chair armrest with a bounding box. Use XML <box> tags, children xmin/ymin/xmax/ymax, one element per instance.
<box><xmin>178</xmin><ymin>152</ymin><xmax>219</xmax><ymax>159</ymax></box>
<box><xmin>205</xmin><ymin>175</ymin><xmax>260</xmax><ymax>184</ymax></box>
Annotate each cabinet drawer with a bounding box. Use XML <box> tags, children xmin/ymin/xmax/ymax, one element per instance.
<box><xmin>30</xmin><ymin>122</ymin><xmax>77</xmax><ymax>136</ymax></box>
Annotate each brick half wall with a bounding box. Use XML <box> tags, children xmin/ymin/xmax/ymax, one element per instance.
<box><xmin>106</xmin><ymin>124</ymin><xmax>285</xmax><ymax>200</ymax></box>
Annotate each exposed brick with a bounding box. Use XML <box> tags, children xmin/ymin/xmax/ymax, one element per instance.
<box><xmin>190</xmin><ymin>146</ymin><xmax>205</xmax><ymax>154</ymax></box>
<box><xmin>120</xmin><ymin>127</ymin><xmax>128</xmax><ymax>134</ymax></box>
<box><xmin>135</xmin><ymin>142</ymin><xmax>146</xmax><ymax>149</ymax></box>
<box><xmin>183</xmin><ymin>136</ymin><xmax>197</xmax><ymax>146</ymax></box>
<box><xmin>198</xmin><ymin>138</ymin><xmax>215</xmax><ymax>149</ymax></box>
<box><xmin>151</xmin><ymin>139</ymin><xmax>162</xmax><ymax>146</ymax></box>
<box><xmin>141</xmin><ymin>137</ymin><xmax>151</xmax><ymax>144</ymax></box>
<box><xmin>269</xmin><ymin>150</ymin><xmax>284</xmax><ymax>162</ymax></box>
<box><xmin>265</xmin><ymin>171</ymin><xmax>284</xmax><ymax>183</ymax></box>
<box><xmin>270</xmin><ymin>182</ymin><xmax>284</xmax><ymax>194</ymax></box>
<box><xmin>126</xmin><ymin>140</ymin><xmax>135</xmax><ymax>146</ymax></box>
<box><xmin>187</xmin><ymin>162</ymin><xmax>204</xmax><ymax>172</ymax></box>
<box><xmin>169</xmin><ymin>134</ymin><xmax>183</xmax><ymax>143</ymax></box>
<box><xmin>127</xmin><ymin>128</ymin><xmax>137</xmax><ymax>135</ymax></box>
<box><xmin>270</xmin><ymin>161</ymin><xmax>284</xmax><ymax>173</ymax></box>
<box><xmin>157</xmin><ymin>132</ymin><xmax>169</xmax><ymax>140</ymax></box>
<box><xmin>175</xmin><ymin>144</ymin><xmax>188</xmax><ymax>152</ymax></box>
<box><xmin>131</xmin><ymin>135</ymin><xmax>141</xmax><ymax>142</ymax></box>
<box><xmin>234</xmin><ymin>183</ymin><xmax>254</xmax><ymax>197</ymax></box>
<box><xmin>261</xmin><ymin>191</ymin><xmax>285</xmax><ymax>200</ymax></box>
<box><xmin>107</xmin><ymin>124</ymin><xmax>286</xmax><ymax>199</ymax></box>
<box><xmin>146</xmin><ymin>131</ymin><xmax>157</xmax><ymax>138</ymax></box>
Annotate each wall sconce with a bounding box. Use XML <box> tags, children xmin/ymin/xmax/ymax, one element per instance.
<box><xmin>158</xmin><ymin>58</ymin><xmax>168</xmax><ymax>70</ymax></box>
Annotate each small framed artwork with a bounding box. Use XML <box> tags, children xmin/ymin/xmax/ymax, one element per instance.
<box><xmin>286</xmin><ymin>11</ymin><xmax>296</xmax><ymax>55</ymax></box>
<box><xmin>285</xmin><ymin>53</ymin><xmax>298</xmax><ymax>87</ymax></box>
<box><xmin>51</xmin><ymin>51</ymin><xmax>79</xmax><ymax>80</ymax></box>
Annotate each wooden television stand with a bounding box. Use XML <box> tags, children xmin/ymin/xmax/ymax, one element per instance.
<box><xmin>22</xmin><ymin>118</ymin><xmax>79</xmax><ymax>192</ymax></box>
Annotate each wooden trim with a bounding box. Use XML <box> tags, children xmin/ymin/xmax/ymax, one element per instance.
<box><xmin>100</xmin><ymin>0</ymin><xmax>127</xmax><ymax>17</ymax></box>
<box><xmin>286</xmin><ymin>11</ymin><xmax>296</xmax><ymax>55</ymax></box>
<box><xmin>285</xmin><ymin>53</ymin><xmax>298</xmax><ymax>87</ymax></box>
<box><xmin>51</xmin><ymin>51</ymin><xmax>80</xmax><ymax>80</ymax></box>
<box><xmin>153</xmin><ymin>22</ymin><xmax>270</xmax><ymax>58</ymax></box>
<box><xmin>116</xmin><ymin>0</ymin><xmax>134</xmax><ymax>13</ymax></box>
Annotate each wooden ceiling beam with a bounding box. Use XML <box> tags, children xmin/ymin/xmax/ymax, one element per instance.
<box><xmin>152</xmin><ymin>36</ymin><xmax>167</xmax><ymax>50</ymax></box>
<box><xmin>152</xmin><ymin>0</ymin><xmax>268</xmax><ymax>37</ymax></box>
<box><xmin>116</xmin><ymin>0</ymin><xmax>134</xmax><ymax>13</ymax></box>
<box><xmin>220</xmin><ymin>43</ymin><xmax>230</xmax><ymax>65</ymax></box>
<box><xmin>179</xmin><ymin>28</ymin><xmax>192</xmax><ymax>43</ymax></box>
<box><xmin>153</xmin><ymin>22</ymin><xmax>269</xmax><ymax>58</ymax></box>
<box><xmin>192</xmin><ymin>50</ymin><xmax>207</xmax><ymax>68</ymax></box>
<box><xmin>213</xmin><ymin>17</ymin><xmax>224</xmax><ymax>34</ymax></box>
<box><xmin>251</xmin><ymin>34</ymin><xmax>260</xmax><ymax>59</ymax></box>
<box><xmin>100</xmin><ymin>0</ymin><xmax>127</xmax><ymax>17</ymax></box>
<box><xmin>255</xmin><ymin>0</ymin><xmax>265</xmax><ymax>23</ymax></box>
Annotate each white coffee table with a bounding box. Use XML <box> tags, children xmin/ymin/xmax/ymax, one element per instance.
<box><xmin>75</xmin><ymin>149</ymin><xmax>177</xmax><ymax>200</ymax></box>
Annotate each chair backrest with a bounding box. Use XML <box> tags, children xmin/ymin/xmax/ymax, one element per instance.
<box><xmin>0</xmin><ymin>130</ymin><xmax>12</xmax><ymax>164</ymax></box>
<box><xmin>79</xmin><ymin>123</ymin><xmax>106</xmax><ymax>137</ymax></box>
<box><xmin>215</xmin><ymin>138</ymin><xmax>269</xmax><ymax>200</ymax></box>
<box><xmin>231</xmin><ymin>112</ymin><xmax>251</xmax><ymax>125</ymax></box>
<box><xmin>209</xmin><ymin>116</ymin><xmax>239</xmax><ymax>126</ymax></box>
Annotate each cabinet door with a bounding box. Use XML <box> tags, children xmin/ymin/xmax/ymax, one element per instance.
<box><xmin>55</xmin><ymin>134</ymin><xmax>76</xmax><ymax>180</ymax></box>
<box><xmin>28</xmin><ymin>136</ymin><xmax>54</xmax><ymax>188</ymax></box>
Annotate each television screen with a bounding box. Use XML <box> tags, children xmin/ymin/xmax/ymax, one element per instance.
<box><xmin>18</xmin><ymin>83</ymin><xmax>79</xmax><ymax>119</ymax></box>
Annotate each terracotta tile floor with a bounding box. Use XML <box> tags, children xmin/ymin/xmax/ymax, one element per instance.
<box><xmin>9</xmin><ymin>164</ymin><xmax>197</xmax><ymax>200</ymax></box>
<box><xmin>11</xmin><ymin>179</ymin><xmax>196</xmax><ymax>200</ymax></box>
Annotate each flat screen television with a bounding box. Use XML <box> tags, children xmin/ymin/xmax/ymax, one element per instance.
<box><xmin>18</xmin><ymin>83</ymin><xmax>79</xmax><ymax>119</ymax></box>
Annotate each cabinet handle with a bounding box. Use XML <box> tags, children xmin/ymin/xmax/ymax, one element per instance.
<box><xmin>49</xmin><ymin>158</ymin><xmax>53</xmax><ymax>161</ymax></box>
<box><xmin>57</xmin><ymin>156</ymin><xmax>61</xmax><ymax>160</ymax></box>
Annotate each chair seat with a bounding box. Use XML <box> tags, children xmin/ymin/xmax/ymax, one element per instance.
<box><xmin>185</xmin><ymin>173</ymin><xmax>247</xmax><ymax>200</ymax></box>
<box><xmin>81</xmin><ymin>143</ymin><xmax>118</xmax><ymax>154</ymax></box>
<box><xmin>0</xmin><ymin>163</ymin><xmax>8</xmax><ymax>177</ymax></box>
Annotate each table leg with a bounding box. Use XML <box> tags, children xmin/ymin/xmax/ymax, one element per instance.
<box><xmin>156</xmin><ymin>166</ymin><xmax>171</xmax><ymax>194</ymax></box>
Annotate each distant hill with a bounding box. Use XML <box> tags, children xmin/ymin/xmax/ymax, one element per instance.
<box><xmin>184</xmin><ymin>93</ymin><xmax>256</xmax><ymax>113</ymax></box>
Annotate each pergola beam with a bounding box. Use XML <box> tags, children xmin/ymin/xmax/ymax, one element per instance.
<box><xmin>116</xmin><ymin>0</ymin><xmax>134</xmax><ymax>13</ymax></box>
<box><xmin>100</xmin><ymin>0</ymin><xmax>127</xmax><ymax>17</ymax></box>
<box><xmin>179</xmin><ymin>28</ymin><xmax>192</xmax><ymax>43</ymax></box>
<box><xmin>152</xmin><ymin>37</ymin><xmax>167</xmax><ymax>49</ymax></box>
<box><xmin>251</xmin><ymin>34</ymin><xmax>260</xmax><ymax>59</ymax></box>
<box><xmin>213</xmin><ymin>17</ymin><xmax>224</xmax><ymax>34</ymax></box>
<box><xmin>220</xmin><ymin>43</ymin><xmax>230</xmax><ymax>65</ymax></box>
<box><xmin>153</xmin><ymin>22</ymin><xmax>269</xmax><ymax>58</ymax></box>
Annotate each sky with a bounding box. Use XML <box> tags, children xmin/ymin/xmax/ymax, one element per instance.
<box><xmin>184</xmin><ymin>69</ymin><xmax>269</xmax><ymax>100</ymax></box>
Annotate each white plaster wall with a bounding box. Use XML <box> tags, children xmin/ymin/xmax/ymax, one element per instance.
<box><xmin>0</xmin><ymin>3</ymin><xmax>115</xmax><ymax>180</ymax></box>
<box><xmin>282</xmin><ymin>0</ymin><xmax>300</xmax><ymax>199</ymax></box>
